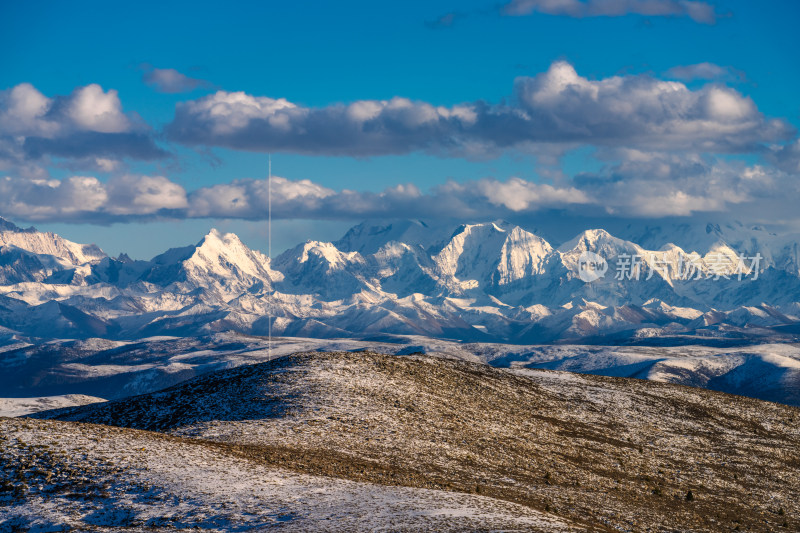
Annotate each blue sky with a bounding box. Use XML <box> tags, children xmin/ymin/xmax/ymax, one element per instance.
<box><xmin>1</xmin><ymin>0</ymin><xmax>799</xmax><ymax>257</ymax></box>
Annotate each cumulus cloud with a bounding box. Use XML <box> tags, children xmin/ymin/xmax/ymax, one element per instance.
<box><xmin>105</xmin><ymin>175</ymin><xmax>189</xmax><ymax>215</ymax></box>
<box><xmin>512</xmin><ymin>62</ymin><xmax>784</xmax><ymax>151</ymax></box>
<box><xmin>165</xmin><ymin>61</ymin><xmax>790</xmax><ymax>158</ymax></box>
<box><xmin>0</xmin><ymin>83</ymin><xmax>58</xmax><ymax>137</ymax></box>
<box><xmin>0</xmin><ymin>175</ymin><xmax>188</xmax><ymax>223</ymax></box>
<box><xmin>570</xmin><ymin>151</ymin><xmax>794</xmax><ymax>217</ymax></box>
<box><xmin>166</xmin><ymin>91</ymin><xmax>482</xmax><ymax>157</ymax></box>
<box><xmin>0</xmin><ymin>83</ymin><xmax>167</xmax><ymax>175</ymax></box>
<box><xmin>477</xmin><ymin>177</ymin><xmax>590</xmax><ymax>211</ymax></box>
<box><xmin>0</xmin><ymin>173</ymin><xmax>595</xmax><ymax>224</ymax></box>
<box><xmin>4</xmin><ymin>154</ymin><xmax>790</xmax><ymax>225</ymax></box>
<box><xmin>65</xmin><ymin>84</ymin><xmax>131</xmax><ymax>133</ymax></box>
<box><xmin>142</xmin><ymin>67</ymin><xmax>211</xmax><ymax>93</ymax></box>
<box><xmin>188</xmin><ymin>176</ymin><xmax>335</xmax><ymax>219</ymax></box>
<box><xmin>185</xmin><ymin>178</ymin><xmax>592</xmax><ymax>220</ymax></box>
<box><xmin>501</xmin><ymin>0</ymin><xmax>720</xmax><ymax>24</ymax></box>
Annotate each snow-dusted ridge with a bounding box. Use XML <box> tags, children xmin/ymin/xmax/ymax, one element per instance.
<box><xmin>2</xmin><ymin>333</ymin><xmax>799</xmax><ymax>407</ymax></box>
<box><xmin>19</xmin><ymin>350</ymin><xmax>800</xmax><ymax>531</ymax></box>
<box><xmin>1</xmin><ymin>216</ymin><xmax>800</xmax><ymax>343</ymax></box>
<box><xmin>2</xmin><ymin>416</ymin><xmax>576</xmax><ymax>531</ymax></box>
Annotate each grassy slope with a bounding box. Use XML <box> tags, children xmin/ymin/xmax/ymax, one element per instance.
<box><xmin>0</xmin><ymin>417</ymin><xmax>577</xmax><ymax>531</ymax></box>
<box><xmin>28</xmin><ymin>351</ymin><xmax>800</xmax><ymax>531</ymax></box>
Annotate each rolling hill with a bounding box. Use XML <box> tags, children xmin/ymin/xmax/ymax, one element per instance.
<box><xmin>27</xmin><ymin>350</ymin><xmax>800</xmax><ymax>532</ymax></box>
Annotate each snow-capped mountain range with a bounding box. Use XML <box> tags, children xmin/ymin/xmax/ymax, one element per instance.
<box><xmin>2</xmin><ymin>215</ymin><xmax>800</xmax><ymax>343</ymax></box>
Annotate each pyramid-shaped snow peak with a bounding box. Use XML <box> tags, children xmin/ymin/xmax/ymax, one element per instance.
<box><xmin>434</xmin><ymin>222</ymin><xmax>553</xmax><ymax>287</ymax></box>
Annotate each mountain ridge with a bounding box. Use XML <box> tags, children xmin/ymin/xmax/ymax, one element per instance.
<box><xmin>1</xmin><ymin>215</ymin><xmax>799</xmax><ymax>343</ymax></box>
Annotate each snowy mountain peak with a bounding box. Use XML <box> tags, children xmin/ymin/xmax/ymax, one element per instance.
<box><xmin>139</xmin><ymin>228</ymin><xmax>275</xmax><ymax>293</ymax></box>
<box><xmin>505</xmin><ymin>224</ymin><xmax>550</xmax><ymax>247</ymax></box>
<box><xmin>293</xmin><ymin>241</ymin><xmax>363</xmax><ymax>268</ymax></box>
<box><xmin>448</xmin><ymin>221</ymin><xmax>509</xmax><ymax>239</ymax></box>
<box><xmin>558</xmin><ymin>229</ymin><xmax>631</xmax><ymax>254</ymax></box>
<box><xmin>190</xmin><ymin>228</ymin><xmax>252</xmax><ymax>258</ymax></box>
<box><xmin>190</xmin><ymin>228</ymin><xmax>272</xmax><ymax>279</ymax></box>
<box><xmin>0</xmin><ymin>216</ymin><xmax>26</xmax><ymax>232</ymax></box>
<box><xmin>335</xmin><ymin>219</ymin><xmax>441</xmax><ymax>255</ymax></box>
<box><xmin>272</xmin><ymin>241</ymin><xmax>367</xmax><ymax>299</ymax></box>
<box><xmin>0</xmin><ymin>222</ymin><xmax>106</xmax><ymax>268</ymax></box>
<box><xmin>1</xmin><ymin>215</ymin><xmax>800</xmax><ymax>343</ymax></box>
<box><xmin>436</xmin><ymin>223</ymin><xmax>515</xmax><ymax>279</ymax></box>
<box><xmin>434</xmin><ymin>222</ymin><xmax>554</xmax><ymax>290</ymax></box>
<box><xmin>494</xmin><ymin>226</ymin><xmax>553</xmax><ymax>284</ymax></box>
<box><xmin>626</xmin><ymin>220</ymin><xmax>785</xmax><ymax>257</ymax></box>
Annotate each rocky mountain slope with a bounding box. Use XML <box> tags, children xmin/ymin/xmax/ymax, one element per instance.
<box><xmin>29</xmin><ymin>351</ymin><xmax>800</xmax><ymax>532</ymax></box>
<box><xmin>1</xmin><ymin>215</ymin><xmax>800</xmax><ymax>343</ymax></box>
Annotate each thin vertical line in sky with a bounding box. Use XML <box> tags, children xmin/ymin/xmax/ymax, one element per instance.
<box><xmin>268</xmin><ymin>154</ymin><xmax>272</xmax><ymax>362</ymax></box>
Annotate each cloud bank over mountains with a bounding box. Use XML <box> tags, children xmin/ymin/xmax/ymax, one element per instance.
<box><xmin>165</xmin><ymin>61</ymin><xmax>788</xmax><ymax>157</ymax></box>
<box><xmin>0</xmin><ymin>174</ymin><xmax>588</xmax><ymax>223</ymax></box>
<box><xmin>0</xmin><ymin>160</ymin><xmax>795</xmax><ymax>226</ymax></box>
<box><xmin>1</xmin><ymin>60</ymin><xmax>798</xmax><ymax>227</ymax></box>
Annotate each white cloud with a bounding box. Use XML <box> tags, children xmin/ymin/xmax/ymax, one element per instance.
<box><xmin>106</xmin><ymin>175</ymin><xmax>189</xmax><ymax>215</ymax></box>
<box><xmin>0</xmin><ymin>174</ymin><xmax>186</xmax><ymax>222</ymax></box>
<box><xmin>0</xmin><ymin>173</ymin><xmax>592</xmax><ymax>223</ymax></box>
<box><xmin>572</xmin><ymin>152</ymin><xmax>787</xmax><ymax>217</ymax></box>
<box><xmin>166</xmin><ymin>61</ymin><xmax>789</xmax><ymax>157</ymax></box>
<box><xmin>94</xmin><ymin>158</ymin><xmax>121</xmax><ymax>172</ymax></box>
<box><xmin>0</xmin><ymin>83</ymin><xmax>57</xmax><ymax>137</ymax></box>
<box><xmin>177</xmin><ymin>91</ymin><xmax>297</xmax><ymax>136</ymax></box>
<box><xmin>167</xmin><ymin>91</ymin><xmax>472</xmax><ymax>156</ymax></box>
<box><xmin>0</xmin><ymin>154</ymin><xmax>796</xmax><ymax>226</ymax></box>
<box><xmin>1</xmin><ymin>83</ymin><xmax>132</xmax><ymax>137</ymax></box>
<box><xmin>477</xmin><ymin>177</ymin><xmax>590</xmax><ymax>211</ymax></box>
<box><xmin>0</xmin><ymin>83</ymin><xmax>166</xmax><ymax>175</ymax></box>
<box><xmin>187</xmin><ymin>176</ymin><xmax>591</xmax><ymax>220</ymax></box>
<box><xmin>188</xmin><ymin>176</ymin><xmax>334</xmax><ymax>218</ymax></box>
<box><xmin>513</xmin><ymin>61</ymin><xmax>779</xmax><ymax>151</ymax></box>
<box><xmin>425</xmin><ymin>11</ymin><xmax>467</xmax><ymax>29</ymax></box>
<box><xmin>703</xmin><ymin>87</ymin><xmax>754</xmax><ymax>121</ymax></box>
<box><xmin>66</xmin><ymin>84</ymin><xmax>131</xmax><ymax>133</ymax></box>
